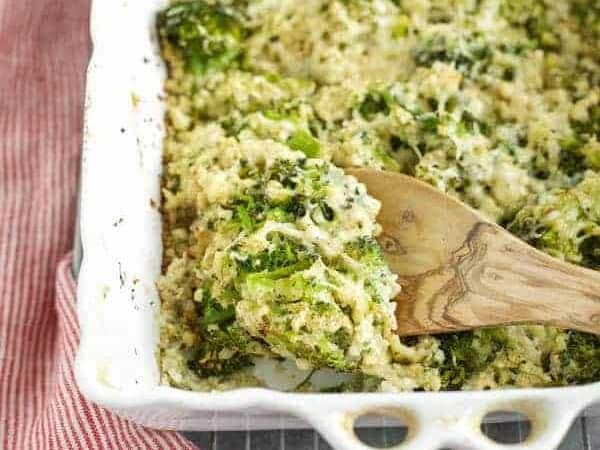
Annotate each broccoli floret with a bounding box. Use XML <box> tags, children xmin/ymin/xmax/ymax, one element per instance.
<box><xmin>418</xmin><ymin>113</ymin><xmax>440</xmax><ymax>134</ymax></box>
<box><xmin>202</xmin><ymin>301</ymin><xmax>235</xmax><ymax>325</ymax></box>
<box><xmin>237</xmin><ymin>234</ymin><xmax>316</xmax><ymax>275</ymax></box>
<box><xmin>359</xmin><ymin>90</ymin><xmax>392</xmax><ymax>120</ymax></box>
<box><xmin>222</xmin><ymin>232</ymin><xmax>364</xmax><ymax>372</ymax></box>
<box><xmin>193</xmin><ymin>326</ymin><xmax>253</xmax><ymax>377</ymax></box>
<box><xmin>344</xmin><ymin>236</ymin><xmax>385</xmax><ymax>267</ymax></box>
<box><xmin>554</xmin><ymin>331</ymin><xmax>600</xmax><ymax>385</ymax></box>
<box><xmin>388</xmin><ymin>135</ymin><xmax>420</xmax><ymax>174</ymax></box>
<box><xmin>319</xmin><ymin>374</ymin><xmax>383</xmax><ymax>392</ymax></box>
<box><xmin>438</xmin><ymin>332</ymin><xmax>477</xmax><ymax>390</ymax></box>
<box><xmin>227</xmin><ymin>187</ymin><xmax>309</xmax><ymax>233</ymax></box>
<box><xmin>499</xmin><ymin>0</ymin><xmax>560</xmax><ymax>50</ymax></box>
<box><xmin>238</xmin><ymin>265</ymin><xmax>356</xmax><ymax>371</ymax></box>
<box><xmin>188</xmin><ymin>139</ymin><xmax>399</xmax><ymax>380</ymax></box>
<box><xmin>270</xmin><ymin>158</ymin><xmax>304</xmax><ymax>188</ymax></box>
<box><xmin>458</xmin><ymin>111</ymin><xmax>490</xmax><ymax>137</ymax></box>
<box><xmin>572</xmin><ymin>105</ymin><xmax>600</xmax><ymax>139</ymax></box>
<box><xmin>580</xmin><ymin>236</ymin><xmax>600</xmax><ymax>270</ymax></box>
<box><xmin>509</xmin><ymin>173</ymin><xmax>600</xmax><ymax>266</ymax></box>
<box><xmin>229</xmin><ymin>225</ymin><xmax>392</xmax><ymax>373</ymax></box>
<box><xmin>193</xmin><ymin>291</ymin><xmax>254</xmax><ymax>377</ymax></box>
<box><xmin>157</xmin><ymin>1</ymin><xmax>246</xmax><ymax>75</ymax></box>
<box><xmin>231</xmin><ymin>192</ymin><xmax>268</xmax><ymax>232</ymax></box>
<box><xmin>564</xmin><ymin>106</ymin><xmax>600</xmax><ymax>175</ymax></box>
<box><xmin>264</xmin><ymin>315</ymin><xmax>353</xmax><ymax>371</ymax></box>
<box><xmin>412</xmin><ymin>34</ymin><xmax>491</xmax><ymax>75</ymax></box>
<box><xmin>558</xmin><ymin>136</ymin><xmax>587</xmax><ymax>177</ymax></box>
<box><xmin>282</xmin><ymin>195</ymin><xmax>309</xmax><ymax>220</ymax></box>
<box><xmin>371</xmin><ymin>147</ymin><xmax>402</xmax><ymax>172</ymax></box>
<box><xmin>210</xmin><ymin>159</ymin><xmax>339</xmax><ymax>234</ymax></box>
<box><xmin>438</xmin><ymin>329</ymin><xmax>508</xmax><ymax>390</ymax></box>
<box><xmin>559</xmin><ymin>112</ymin><xmax>600</xmax><ymax>177</ymax></box>
<box><xmin>343</xmin><ymin>236</ymin><xmax>396</xmax><ymax>302</ymax></box>
<box><xmin>570</xmin><ymin>0</ymin><xmax>600</xmax><ymax>39</ymax></box>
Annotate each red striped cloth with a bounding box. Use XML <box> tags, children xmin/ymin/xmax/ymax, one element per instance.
<box><xmin>0</xmin><ymin>0</ymin><xmax>196</xmax><ymax>448</ymax></box>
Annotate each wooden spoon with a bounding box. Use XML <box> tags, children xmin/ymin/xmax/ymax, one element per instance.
<box><xmin>348</xmin><ymin>168</ymin><xmax>600</xmax><ymax>336</ymax></box>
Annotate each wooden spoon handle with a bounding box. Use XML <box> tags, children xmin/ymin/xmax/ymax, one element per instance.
<box><xmin>395</xmin><ymin>222</ymin><xmax>600</xmax><ymax>335</ymax></box>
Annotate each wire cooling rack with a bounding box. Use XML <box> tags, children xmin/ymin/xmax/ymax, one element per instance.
<box><xmin>181</xmin><ymin>417</ymin><xmax>599</xmax><ymax>450</ymax></box>
<box><xmin>71</xmin><ymin>198</ymin><xmax>599</xmax><ymax>450</ymax></box>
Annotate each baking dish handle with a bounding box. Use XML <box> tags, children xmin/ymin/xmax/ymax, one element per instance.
<box><xmin>302</xmin><ymin>394</ymin><xmax>593</xmax><ymax>450</ymax></box>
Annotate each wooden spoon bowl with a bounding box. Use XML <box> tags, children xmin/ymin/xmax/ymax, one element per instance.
<box><xmin>349</xmin><ymin>168</ymin><xmax>600</xmax><ymax>336</ymax></box>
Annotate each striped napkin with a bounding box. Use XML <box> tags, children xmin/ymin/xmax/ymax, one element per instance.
<box><xmin>0</xmin><ymin>0</ymin><xmax>196</xmax><ymax>448</ymax></box>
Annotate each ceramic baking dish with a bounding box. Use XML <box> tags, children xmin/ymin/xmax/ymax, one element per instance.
<box><xmin>74</xmin><ymin>0</ymin><xmax>600</xmax><ymax>448</ymax></box>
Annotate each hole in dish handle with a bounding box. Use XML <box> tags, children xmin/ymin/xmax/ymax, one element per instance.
<box><xmin>304</xmin><ymin>408</ymin><xmax>448</xmax><ymax>450</ymax></box>
<box><xmin>468</xmin><ymin>398</ymin><xmax>588</xmax><ymax>450</ymax></box>
<box><xmin>302</xmin><ymin>394</ymin><xmax>594</xmax><ymax>450</ymax></box>
<box><xmin>307</xmin><ymin>412</ymin><xmax>367</xmax><ymax>450</ymax></box>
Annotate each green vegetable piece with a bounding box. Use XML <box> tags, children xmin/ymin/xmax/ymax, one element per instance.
<box><xmin>558</xmin><ymin>136</ymin><xmax>587</xmax><ymax>177</ymax></box>
<box><xmin>580</xmin><ymin>236</ymin><xmax>600</xmax><ymax>270</ymax></box>
<box><xmin>193</xmin><ymin>323</ymin><xmax>253</xmax><ymax>377</ymax></box>
<box><xmin>330</xmin><ymin>328</ymin><xmax>352</xmax><ymax>349</ymax></box>
<box><xmin>201</xmin><ymin>291</ymin><xmax>237</xmax><ymax>325</ymax></box>
<box><xmin>439</xmin><ymin>328</ymin><xmax>508</xmax><ymax>390</ymax></box>
<box><xmin>157</xmin><ymin>0</ymin><xmax>246</xmax><ymax>76</ymax></box>
<box><xmin>509</xmin><ymin>174</ymin><xmax>600</xmax><ymax>266</ymax></box>
<box><xmin>319</xmin><ymin>200</ymin><xmax>335</xmax><ymax>221</ymax></box>
<box><xmin>287</xmin><ymin>130</ymin><xmax>321</xmax><ymax>157</ymax></box>
<box><xmin>203</xmin><ymin>304</ymin><xmax>236</xmax><ymax>325</ymax></box>
<box><xmin>236</xmin><ymin>205</ymin><xmax>254</xmax><ymax>231</ymax></box>
<box><xmin>263</xmin><ymin>109</ymin><xmax>284</xmax><ymax>120</ymax></box>
<box><xmin>345</xmin><ymin>236</ymin><xmax>385</xmax><ymax>268</ymax></box>
<box><xmin>359</xmin><ymin>91</ymin><xmax>391</xmax><ymax>120</ymax></box>
<box><xmin>265</xmin><ymin>207</ymin><xmax>289</xmax><ymax>222</ymax></box>
<box><xmin>282</xmin><ymin>195</ymin><xmax>307</xmax><ymax>219</ymax></box>
<box><xmin>459</xmin><ymin>111</ymin><xmax>490</xmax><ymax>136</ymax></box>
<box><xmin>236</xmin><ymin>235</ymin><xmax>316</xmax><ymax>276</ymax></box>
<box><xmin>556</xmin><ymin>331</ymin><xmax>600</xmax><ymax>385</ymax></box>
<box><xmin>230</xmin><ymin>192</ymin><xmax>268</xmax><ymax>232</ymax></box>
<box><xmin>343</xmin><ymin>237</ymin><xmax>393</xmax><ymax>302</ymax></box>
<box><xmin>419</xmin><ymin>114</ymin><xmax>439</xmax><ymax>134</ymax></box>
<box><xmin>373</xmin><ymin>148</ymin><xmax>401</xmax><ymax>172</ymax></box>
<box><xmin>439</xmin><ymin>332</ymin><xmax>476</xmax><ymax>390</ymax></box>
<box><xmin>391</xmin><ymin>15</ymin><xmax>410</xmax><ymax>39</ymax></box>
<box><xmin>412</xmin><ymin>34</ymin><xmax>491</xmax><ymax>75</ymax></box>
<box><xmin>187</xmin><ymin>291</ymin><xmax>254</xmax><ymax>377</ymax></box>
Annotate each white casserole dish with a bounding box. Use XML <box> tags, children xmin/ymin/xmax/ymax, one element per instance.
<box><xmin>74</xmin><ymin>0</ymin><xmax>600</xmax><ymax>448</ymax></box>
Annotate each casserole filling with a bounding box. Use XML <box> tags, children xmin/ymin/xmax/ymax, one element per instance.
<box><xmin>157</xmin><ymin>0</ymin><xmax>600</xmax><ymax>392</ymax></box>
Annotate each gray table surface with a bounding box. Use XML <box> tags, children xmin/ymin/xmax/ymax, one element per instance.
<box><xmin>72</xmin><ymin>205</ymin><xmax>599</xmax><ymax>450</ymax></box>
